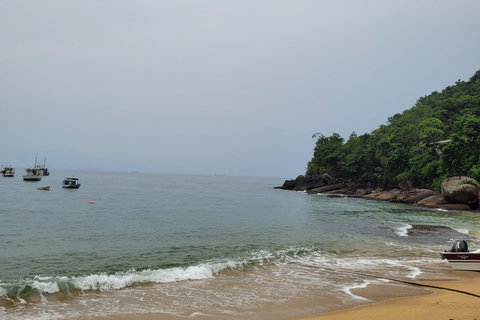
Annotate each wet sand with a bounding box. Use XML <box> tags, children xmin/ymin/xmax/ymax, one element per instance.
<box><xmin>87</xmin><ymin>278</ymin><xmax>480</xmax><ymax>320</ymax></box>
<box><xmin>297</xmin><ymin>278</ymin><xmax>480</xmax><ymax>320</ymax></box>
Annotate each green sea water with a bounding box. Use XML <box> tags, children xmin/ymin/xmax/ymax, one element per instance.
<box><xmin>1</xmin><ymin>170</ymin><xmax>479</xmax><ymax>319</ymax></box>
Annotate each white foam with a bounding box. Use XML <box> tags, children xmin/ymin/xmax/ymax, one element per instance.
<box><xmin>405</xmin><ymin>266</ymin><xmax>422</xmax><ymax>279</ymax></box>
<box><xmin>340</xmin><ymin>280</ymin><xmax>372</xmax><ymax>301</ymax></box>
<box><xmin>3</xmin><ymin>248</ymin><xmax>321</xmax><ymax>298</ymax></box>
<box><xmin>68</xmin><ymin>260</ymin><xmax>241</xmax><ymax>291</ymax></box>
<box><xmin>188</xmin><ymin>312</ymin><xmax>207</xmax><ymax>317</ymax></box>
<box><xmin>455</xmin><ymin>228</ymin><xmax>469</xmax><ymax>235</ymax></box>
<box><xmin>0</xmin><ymin>286</ymin><xmax>7</xmax><ymax>298</ymax></box>
<box><xmin>32</xmin><ymin>277</ymin><xmax>60</xmax><ymax>294</ymax></box>
<box><xmin>395</xmin><ymin>223</ymin><xmax>412</xmax><ymax>237</ymax></box>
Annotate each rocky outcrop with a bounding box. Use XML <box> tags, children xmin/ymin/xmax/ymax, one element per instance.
<box><xmin>306</xmin><ymin>183</ymin><xmax>345</xmax><ymax>194</ymax></box>
<box><xmin>416</xmin><ymin>194</ymin><xmax>446</xmax><ymax>208</ymax></box>
<box><xmin>441</xmin><ymin>176</ymin><xmax>480</xmax><ymax>204</ymax></box>
<box><xmin>407</xmin><ymin>224</ymin><xmax>475</xmax><ymax>241</ymax></box>
<box><xmin>276</xmin><ymin>175</ymin><xmax>480</xmax><ymax>211</ymax></box>
<box><xmin>275</xmin><ymin>174</ymin><xmax>334</xmax><ymax>191</ymax></box>
<box><xmin>396</xmin><ymin>189</ymin><xmax>437</xmax><ymax>204</ymax></box>
<box><xmin>359</xmin><ymin>188</ymin><xmax>436</xmax><ymax>204</ymax></box>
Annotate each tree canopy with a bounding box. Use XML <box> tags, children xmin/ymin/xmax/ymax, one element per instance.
<box><xmin>306</xmin><ymin>70</ymin><xmax>480</xmax><ymax>191</ymax></box>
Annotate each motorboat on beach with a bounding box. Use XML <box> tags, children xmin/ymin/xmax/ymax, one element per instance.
<box><xmin>1</xmin><ymin>165</ymin><xmax>15</xmax><ymax>177</ymax></box>
<box><xmin>441</xmin><ymin>240</ymin><xmax>480</xmax><ymax>271</ymax></box>
<box><xmin>62</xmin><ymin>177</ymin><xmax>81</xmax><ymax>189</ymax></box>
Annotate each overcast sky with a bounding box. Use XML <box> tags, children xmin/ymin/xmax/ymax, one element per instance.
<box><xmin>1</xmin><ymin>1</ymin><xmax>479</xmax><ymax>178</ymax></box>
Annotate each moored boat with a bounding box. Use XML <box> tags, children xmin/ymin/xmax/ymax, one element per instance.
<box><xmin>1</xmin><ymin>165</ymin><xmax>15</xmax><ymax>177</ymax></box>
<box><xmin>23</xmin><ymin>158</ymin><xmax>43</xmax><ymax>181</ymax></box>
<box><xmin>37</xmin><ymin>186</ymin><xmax>51</xmax><ymax>191</ymax></box>
<box><xmin>440</xmin><ymin>240</ymin><xmax>480</xmax><ymax>271</ymax></box>
<box><xmin>62</xmin><ymin>177</ymin><xmax>81</xmax><ymax>189</ymax></box>
<box><xmin>35</xmin><ymin>157</ymin><xmax>49</xmax><ymax>176</ymax></box>
<box><xmin>23</xmin><ymin>168</ymin><xmax>42</xmax><ymax>181</ymax></box>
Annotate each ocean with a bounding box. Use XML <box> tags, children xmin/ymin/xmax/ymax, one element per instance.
<box><xmin>1</xmin><ymin>170</ymin><xmax>480</xmax><ymax>320</ymax></box>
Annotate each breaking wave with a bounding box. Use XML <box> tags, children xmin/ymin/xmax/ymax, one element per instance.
<box><xmin>0</xmin><ymin>246</ymin><xmax>317</xmax><ymax>302</ymax></box>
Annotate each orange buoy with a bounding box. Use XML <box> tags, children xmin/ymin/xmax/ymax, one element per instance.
<box><xmin>89</xmin><ymin>201</ymin><xmax>95</xmax><ymax>204</ymax></box>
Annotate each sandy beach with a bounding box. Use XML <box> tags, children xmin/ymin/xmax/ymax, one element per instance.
<box><xmin>85</xmin><ymin>278</ymin><xmax>480</xmax><ymax>320</ymax></box>
<box><xmin>297</xmin><ymin>278</ymin><xmax>480</xmax><ymax>320</ymax></box>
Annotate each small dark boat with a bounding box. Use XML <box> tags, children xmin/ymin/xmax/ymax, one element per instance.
<box><xmin>37</xmin><ymin>186</ymin><xmax>51</xmax><ymax>191</ymax></box>
<box><xmin>1</xmin><ymin>165</ymin><xmax>15</xmax><ymax>177</ymax></box>
<box><xmin>441</xmin><ymin>240</ymin><xmax>480</xmax><ymax>271</ymax></box>
<box><xmin>62</xmin><ymin>177</ymin><xmax>81</xmax><ymax>189</ymax></box>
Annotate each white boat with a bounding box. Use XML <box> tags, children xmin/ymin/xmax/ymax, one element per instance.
<box><xmin>23</xmin><ymin>158</ymin><xmax>43</xmax><ymax>181</ymax></box>
<box><xmin>23</xmin><ymin>168</ymin><xmax>42</xmax><ymax>181</ymax></box>
<box><xmin>440</xmin><ymin>240</ymin><xmax>480</xmax><ymax>271</ymax></box>
<box><xmin>62</xmin><ymin>177</ymin><xmax>81</xmax><ymax>189</ymax></box>
<box><xmin>1</xmin><ymin>165</ymin><xmax>15</xmax><ymax>178</ymax></box>
<box><xmin>36</xmin><ymin>157</ymin><xmax>49</xmax><ymax>176</ymax></box>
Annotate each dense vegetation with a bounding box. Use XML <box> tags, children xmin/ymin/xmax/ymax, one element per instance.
<box><xmin>306</xmin><ymin>70</ymin><xmax>480</xmax><ymax>191</ymax></box>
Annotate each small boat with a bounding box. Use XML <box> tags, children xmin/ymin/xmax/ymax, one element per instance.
<box><xmin>440</xmin><ymin>240</ymin><xmax>480</xmax><ymax>271</ymax></box>
<box><xmin>62</xmin><ymin>177</ymin><xmax>81</xmax><ymax>189</ymax></box>
<box><xmin>1</xmin><ymin>165</ymin><xmax>15</xmax><ymax>178</ymax></box>
<box><xmin>23</xmin><ymin>168</ymin><xmax>42</xmax><ymax>181</ymax></box>
<box><xmin>35</xmin><ymin>157</ymin><xmax>49</xmax><ymax>176</ymax></box>
<box><xmin>37</xmin><ymin>186</ymin><xmax>51</xmax><ymax>191</ymax></box>
<box><xmin>23</xmin><ymin>157</ymin><xmax>43</xmax><ymax>181</ymax></box>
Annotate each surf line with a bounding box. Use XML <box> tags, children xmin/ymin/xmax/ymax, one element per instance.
<box><xmin>320</xmin><ymin>267</ymin><xmax>480</xmax><ymax>298</ymax></box>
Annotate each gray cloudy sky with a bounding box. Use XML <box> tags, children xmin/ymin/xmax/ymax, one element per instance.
<box><xmin>1</xmin><ymin>1</ymin><xmax>479</xmax><ymax>178</ymax></box>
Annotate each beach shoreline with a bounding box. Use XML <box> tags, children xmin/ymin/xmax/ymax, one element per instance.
<box><xmin>82</xmin><ymin>277</ymin><xmax>480</xmax><ymax>320</ymax></box>
<box><xmin>297</xmin><ymin>277</ymin><xmax>480</xmax><ymax>320</ymax></box>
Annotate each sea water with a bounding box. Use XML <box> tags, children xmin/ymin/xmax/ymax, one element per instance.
<box><xmin>1</xmin><ymin>170</ymin><xmax>480</xmax><ymax>320</ymax></box>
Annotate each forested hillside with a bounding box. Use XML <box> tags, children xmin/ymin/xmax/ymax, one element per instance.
<box><xmin>306</xmin><ymin>70</ymin><xmax>480</xmax><ymax>191</ymax></box>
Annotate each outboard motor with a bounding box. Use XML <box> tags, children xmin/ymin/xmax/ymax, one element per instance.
<box><xmin>450</xmin><ymin>240</ymin><xmax>469</xmax><ymax>252</ymax></box>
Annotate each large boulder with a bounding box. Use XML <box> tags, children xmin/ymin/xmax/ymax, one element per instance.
<box><xmin>372</xmin><ymin>191</ymin><xmax>397</xmax><ymax>201</ymax></box>
<box><xmin>275</xmin><ymin>179</ymin><xmax>296</xmax><ymax>190</ymax></box>
<box><xmin>416</xmin><ymin>194</ymin><xmax>446</xmax><ymax>208</ymax></box>
<box><xmin>441</xmin><ymin>177</ymin><xmax>480</xmax><ymax>204</ymax></box>
<box><xmin>306</xmin><ymin>183</ymin><xmax>345</xmax><ymax>194</ymax></box>
<box><xmin>396</xmin><ymin>189</ymin><xmax>437</xmax><ymax>204</ymax></box>
<box><xmin>354</xmin><ymin>188</ymin><xmax>370</xmax><ymax>197</ymax></box>
<box><xmin>276</xmin><ymin>174</ymin><xmax>335</xmax><ymax>191</ymax></box>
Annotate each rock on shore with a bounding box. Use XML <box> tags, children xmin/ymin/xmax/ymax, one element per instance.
<box><xmin>275</xmin><ymin>175</ymin><xmax>480</xmax><ymax>210</ymax></box>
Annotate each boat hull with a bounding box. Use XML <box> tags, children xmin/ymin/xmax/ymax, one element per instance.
<box><xmin>23</xmin><ymin>175</ymin><xmax>42</xmax><ymax>181</ymax></box>
<box><xmin>441</xmin><ymin>251</ymin><xmax>480</xmax><ymax>271</ymax></box>
<box><xmin>62</xmin><ymin>185</ymin><xmax>81</xmax><ymax>189</ymax></box>
<box><xmin>62</xmin><ymin>177</ymin><xmax>81</xmax><ymax>189</ymax></box>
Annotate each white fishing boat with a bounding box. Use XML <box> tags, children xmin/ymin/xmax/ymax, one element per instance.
<box><xmin>35</xmin><ymin>157</ymin><xmax>49</xmax><ymax>176</ymax></box>
<box><xmin>440</xmin><ymin>240</ymin><xmax>480</xmax><ymax>271</ymax></box>
<box><xmin>1</xmin><ymin>165</ymin><xmax>15</xmax><ymax>178</ymax></box>
<box><xmin>23</xmin><ymin>157</ymin><xmax>43</xmax><ymax>181</ymax></box>
<box><xmin>62</xmin><ymin>177</ymin><xmax>81</xmax><ymax>189</ymax></box>
<box><xmin>23</xmin><ymin>168</ymin><xmax>42</xmax><ymax>181</ymax></box>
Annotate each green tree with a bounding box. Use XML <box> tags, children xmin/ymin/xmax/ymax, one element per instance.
<box><xmin>305</xmin><ymin>70</ymin><xmax>480</xmax><ymax>191</ymax></box>
<box><xmin>306</xmin><ymin>133</ymin><xmax>345</xmax><ymax>176</ymax></box>
<box><xmin>418</xmin><ymin>118</ymin><xmax>445</xmax><ymax>145</ymax></box>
